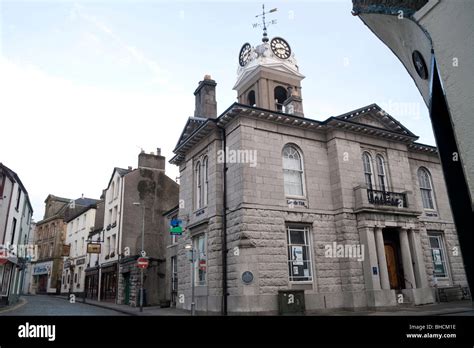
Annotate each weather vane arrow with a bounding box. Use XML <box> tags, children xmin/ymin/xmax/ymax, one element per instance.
<box><xmin>252</xmin><ymin>4</ymin><xmax>278</xmax><ymax>42</ymax></box>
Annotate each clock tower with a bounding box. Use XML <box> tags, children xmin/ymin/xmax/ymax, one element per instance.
<box><xmin>233</xmin><ymin>18</ymin><xmax>305</xmax><ymax>116</ymax></box>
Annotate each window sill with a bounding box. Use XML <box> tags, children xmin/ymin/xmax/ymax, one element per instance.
<box><xmin>286</xmin><ymin>195</ymin><xmax>306</xmax><ymax>200</ymax></box>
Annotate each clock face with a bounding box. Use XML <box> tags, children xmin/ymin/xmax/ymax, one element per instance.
<box><xmin>270</xmin><ymin>37</ymin><xmax>291</xmax><ymax>60</ymax></box>
<box><xmin>239</xmin><ymin>43</ymin><xmax>252</xmax><ymax>67</ymax></box>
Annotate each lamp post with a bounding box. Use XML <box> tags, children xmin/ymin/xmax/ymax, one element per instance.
<box><xmin>133</xmin><ymin>202</ymin><xmax>145</xmax><ymax>313</ymax></box>
<box><xmin>185</xmin><ymin>244</ymin><xmax>196</xmax><ymax>316</ymax></box>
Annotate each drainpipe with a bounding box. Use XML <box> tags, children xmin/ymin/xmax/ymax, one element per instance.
<box><xmin>218</xmin><ymin>125</ymin><xmax>228</xmax><ymax>316</ymax></box>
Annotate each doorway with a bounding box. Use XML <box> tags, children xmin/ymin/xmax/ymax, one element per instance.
<box><xmin>123</xmin><ymin>273</ymin><xmax>130</xmax><ymax>305</ymax></box>
<box><xmin>382</xmin><ymin>228</ymin><xmax>405</xmax><ymax>290</ymax></box>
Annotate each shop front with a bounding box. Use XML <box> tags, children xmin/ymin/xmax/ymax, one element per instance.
<box><xmin>84</xmin><ymin>267</ymin><xmax>99</xmax><ymax>300</ymax></box>
<box><xmin>31</xmin><ymin>262</ymin><xmax>52</xmax><ymax>294</ymax></box>
<box><xmin>100</xmin><ymin>264</ymin><xmax>117</xmax><ymax>302</ymax></box>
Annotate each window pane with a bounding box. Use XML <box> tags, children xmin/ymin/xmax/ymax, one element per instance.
<box><xmin>284</xmin><ymin>171</ymin><xmax>303</xmax><ymax>196</ymax></box>
<box><xmin>289</xmin><ymin>230</ymin><xmax>305</xmax><ymax>244</ymax></box>
<box><xmin>287</xmin><ymin>227</ymin><xmax>312</xmax><ymax>282</ymax></box>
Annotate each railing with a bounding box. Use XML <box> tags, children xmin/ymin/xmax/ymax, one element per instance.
<box><xmin>367</xmin><ymin>189</ymin><xmax>407</xmax><ymax>208</ymax></box>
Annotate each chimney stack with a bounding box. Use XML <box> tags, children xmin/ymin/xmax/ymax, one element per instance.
<box><xmin>194</xmin><ymin>75</ymin><xmax>217</xmax><ymax>118</ymax></box>
<box><xmin>138</xmin><ymin>148</ymin><xmax>165</xmax><ymax>171</ymax></box>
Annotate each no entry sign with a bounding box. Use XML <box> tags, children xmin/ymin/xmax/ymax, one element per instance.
<box><xmin>137</xmin><ymin>257</ymin><xmax>149</xmax><ymax>269</ymax></box>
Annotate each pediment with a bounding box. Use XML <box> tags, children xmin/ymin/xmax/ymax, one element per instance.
<box><xmin>335</xmin><ymin>104</ymin><xmax>416</xmax><ymax>136</ymax></box>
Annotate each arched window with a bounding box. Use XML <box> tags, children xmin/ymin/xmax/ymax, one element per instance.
<box><xmin>362</xmin><ymin>152</ymin><xmax>374</xmax><ymax>190</ymax></box>
<box><xmin>247</xmin><ymin>90</ymin><xmax>256</xmax><ymax>107</ymax></box>
<box><xmin>274</xmin><ymin>86</ymin><xmax>288</xmax><ymax>111</ymax></box>
<box><xmin>418</xmin><ymin>167</ymin><xmax>436</xmax><ymax>210</ymax></box>
<box><xmin>203</xmin><ymin>157</ymin><xmax>208</xmax><ymax>207</ymax></box>
<box><xmin>376</xmin><ymin>155</ymin><xmax>387</xmax><ymax>191</ymax></box>
<box><xmin>110</xmin><ymin>181</ymin><xmax>115</xmax><ymax>202</ymax></box>
<box><xmin>282</xmin><ymin>145</ymin><xmax>304</xmax><ymax>197</ymax></box>
<box><xmin>195</xmin><ymin>162</ymin><xmax>201</xmax><ymax>209</ymax></box>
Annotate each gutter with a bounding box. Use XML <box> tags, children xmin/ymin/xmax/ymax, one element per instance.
<box><xmin>217</xmin><ymin>125</ymin><xmax>228</xmax><ymax>316</ymax></box>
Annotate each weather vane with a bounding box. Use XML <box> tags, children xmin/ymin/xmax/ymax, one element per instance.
<box><xmin>253</xmin><ymin>4</ymin><xmax>278</xmax><ymax>43</ymax></box>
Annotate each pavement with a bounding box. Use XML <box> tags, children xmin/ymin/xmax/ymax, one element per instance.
<box><xmin>53</xmin><ymin>295</ymin><xmax>190</xmax><ymax>316</ymax></box>
<box><xmin>0</xmin><ymin>294</ymin><xmax>126</xmax><ymax>316</ymax></box>
<box><xmin>0</xmin><ymin>294</ymin><xmax>472</xmax><ymax>316</ymax></box>
<box><xmin>315</xmin><ymin>300</ymin><xmax>474</xmax><ymax>316</ymax></box>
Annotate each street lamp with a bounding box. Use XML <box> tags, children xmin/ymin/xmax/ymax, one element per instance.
<box><xmin>185</xmin><ymin>244</ymin><xmax>196</xmax><ymax>316</ymax></box>
<box><xmin>133</xmin><ymin>202</ymin><xmax>145</xmax><ymax>313</ymax></box>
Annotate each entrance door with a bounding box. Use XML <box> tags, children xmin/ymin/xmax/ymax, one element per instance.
<box><xmin>38</xmin><ymin>275</ymin><xmax>48</xmax><ymax>293</ymax></box>
<box><xmin>384</xmin><ymin>243</ymin><xmax>400</xmax><ymax>289</ymax></box>
<box><xmin>123</xmin><ymin>273</ymin><xmax>130</xmax><ymax>305</ymax></box>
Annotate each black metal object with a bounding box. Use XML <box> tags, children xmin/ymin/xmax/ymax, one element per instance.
<box><xmin>428</xmin><ymin>58</ymin><xmax>473</xmax><ymax>297</ymax></box>
<box><xmin>278</xmin><ymin>290</ymin><xmax>305</xmax><ymax>315</ymax></box>
<box><xmin>367</xmin><ymin>189</ymin><xmax>407</xmax><ymax>207</ymax></box>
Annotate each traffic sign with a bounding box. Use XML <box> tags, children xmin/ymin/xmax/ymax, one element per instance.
<box><xmin>137</xmin><ymin>257</ymin><xmax>149</xmax><ymax>269</ymax></box>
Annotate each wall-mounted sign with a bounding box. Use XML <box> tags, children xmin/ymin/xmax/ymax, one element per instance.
<box><xmin>170</xmin><ymin>218</ymin><xmax>183</xmax><ymax>235</ymax></box>
<box><xmin>33</xmin><ymin>264</ymin><xmax>50</xmax><ymax>275</ymax></box>
<box><xmin>76</xmin><ymin>258</ymin><xmax>86</xmax><ymax>266</ymax></box>
<box><xmin>64</xmin><ymin>261</ymin><xmax>71</xmax><ymax>269</ymax></box>
<box><xmin>61</xmin><ymin>244</ymin><xmax>70</xmax><ymax>257</ymax></box>
<box><xmin>87</xmin><ymin>243</ymin><xmax>101</xmax><ymax>254</ymax></box>
<box><xmin>242</xmin><ymin>271</ymin><xmax>254</xmax><ymax>285</ymax></box>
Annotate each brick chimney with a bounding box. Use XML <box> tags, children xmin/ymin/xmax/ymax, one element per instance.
<box><xmin>194</xmin><ymin>75</ymin><xmax>217</xmax><ymax>118</ymax></box>
<box><xmin>138</xmin><ymin>149</ymin><xmax>165</xmax><ymax>171</ymax></box>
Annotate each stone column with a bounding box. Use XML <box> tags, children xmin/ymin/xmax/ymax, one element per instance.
<box><xmin>374</xmin><ymin>227</ymin><xmax>390</xmax><ymax>290</ymax></box>
<box><xmin>399</xmin><ymin>228</ymin><xmax>416</xmax><ymax>289</ymax></box>
<box><xmin>358</xmin><ymin>227</ymin><xmax>381</xmax><ymax>290</ymax></box>
<box><xmin>408</xmin><ymin>229</ymin><xmax>429</xmax><ymax>288</ymax></box>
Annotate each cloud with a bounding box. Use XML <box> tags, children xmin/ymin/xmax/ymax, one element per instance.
<box><xmin>0</xmin><ymin>57</ymin><xmax>190</xmax><ymax>221</ymax></box>
<box><xmin>69</xmin><ymin>3</ymin><xmax>168</xmax><ymax>84</ymax></box>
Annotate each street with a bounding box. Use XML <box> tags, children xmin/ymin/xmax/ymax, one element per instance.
<box><xmin>0</xmin><ymin>295</ymin><xmax>126</xmax><ymax>316</ymax></box>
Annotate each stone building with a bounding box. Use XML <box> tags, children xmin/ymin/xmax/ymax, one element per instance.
<box><xmin>84</xmin><ymin>199</ymin><xmax>104</xmax><ymax>300</ymax></box>
<box><xmin>170</xmin><ymin>31</ymin><xmax>468</xmax><ymax>314</ymax></box>
<box><xmin>31</xmin><ymin>195</ymin><xmax>98</xmax><ymax>294</ymax></box>
<box><xmin>61</xmin><ymin>204</ymin><xmax>98</xmax><ymax>296</ymax></box>
<box><xmin>96</xmin><ymin>150</ymin><xmax>179</xmax><ymax>306</ymax></box>
<box><xmin>0</xmin><ymin>163</ymin><xmax>33</xmax><ymax>306</ymax></box>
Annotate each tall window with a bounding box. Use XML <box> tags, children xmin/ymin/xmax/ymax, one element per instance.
<box><xmin>428</xmin><ymin>232</ymin><xmax>449</xmax><ymax>278</ymax></box>
<box><xmin>114</xmin><ymin>179</ymin><xmax>119</xmax><ymax>198</ymax></box>
<box><xmin>282</xmin><ymin>145</ymin><xmax>304</xmax><ymax>197</ymax></box>
<box><xmin>15</xmin><ymin>187</ymin><xmax>21</xmax><ymax>210</ymax></box>
<box><xmin>287</xmin><ymin>226</ymin><xmax>312</xmax><ymax>282</ymax></box>
<box><xmin>376</xmin><ymin>155</ymin><xmax>387</xmax><ymax>191</ymax></box>
<box><xmin>418</xmin><ymin>167</ymin><xmax>436</xmax><ymax>210</ymax></box>
<box><xmin>10</xmin><ymin>218</ymin><xmax>17</xmax><ymax>245</ymax></box>
<box><xmin>111</xmin><ymin>234</ymin><xmax>116</xmax><ymax>254</ymax></box>
<box><xmin>193</xmin><ymin>234</ymin><xmax>207</xmax><ymax>286</ymax></box>
<box><xmin>362</xmin><ymin>152</ymin><xmax>374</xmax><ymax>190</ymax></box>
<box><xmin>195</xmin><ymin>161</ymin><xmax>201</xmax><ymax>209</ymax></box>
<box><xmin>203</xmin><ymin>157</ymin><xmax>208</xmax><ymax>207</ymax></box>
<box><xmin>110</xmin><ymin>181</ymin><xmax>115</xmax><ymax>202</ymax></box>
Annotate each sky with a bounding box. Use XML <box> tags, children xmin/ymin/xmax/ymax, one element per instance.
<box><xmin>0</xmin><ymin>0</ymin><xmax>435</xmax><ymax>222</ymax></box>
